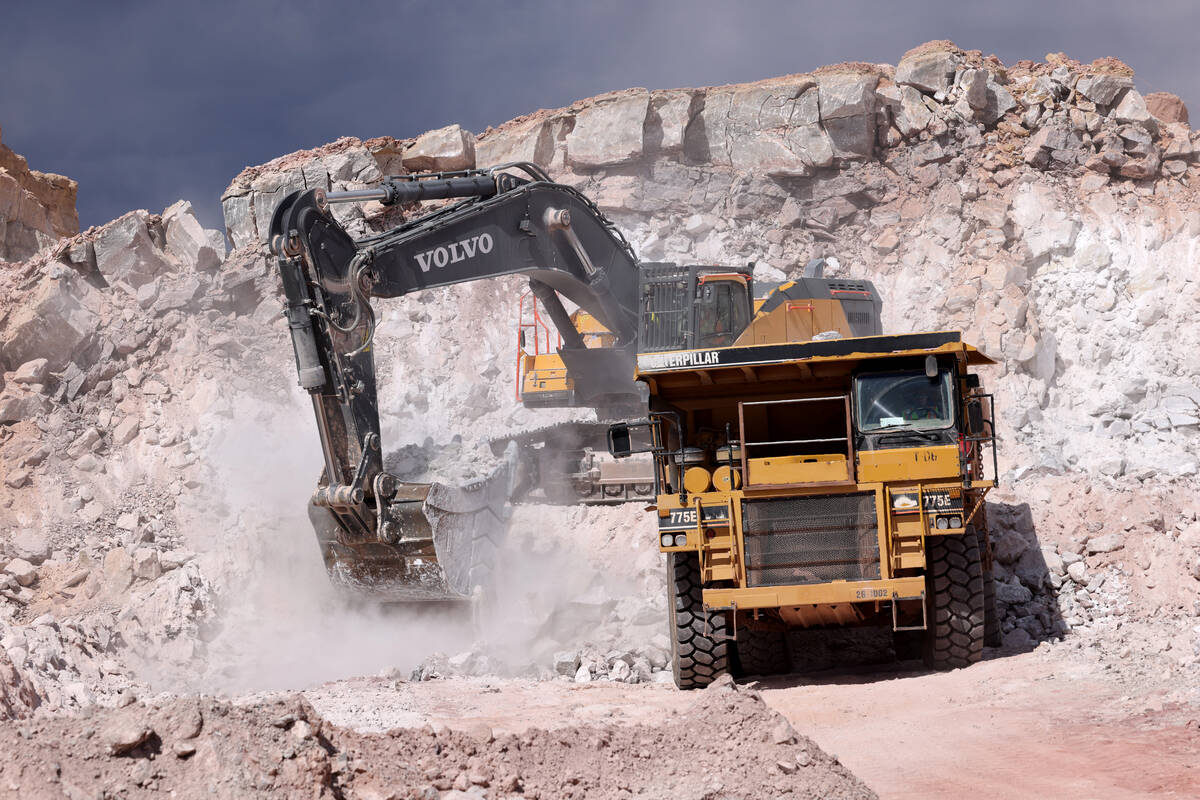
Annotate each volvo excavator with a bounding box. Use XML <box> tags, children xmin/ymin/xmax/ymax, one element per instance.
<box><xmin>269</xmin><ymin>163</ymin><xmax>883</xmax><ymax>601</ymax></box>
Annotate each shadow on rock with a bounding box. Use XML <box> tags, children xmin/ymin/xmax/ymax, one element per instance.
<box><xmin>986</xmin><ymin>500</ymin><xmax>1068</xmax><ymax>652</ymax></box>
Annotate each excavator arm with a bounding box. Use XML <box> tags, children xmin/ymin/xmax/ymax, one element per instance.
<box><xmin>268</xmin><ymin>164</ymin><xmax>643</xmax><ymax>600</ymax></box>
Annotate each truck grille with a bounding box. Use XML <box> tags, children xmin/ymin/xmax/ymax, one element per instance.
<box><xmin>742</xmin><ymin>493</ymin><xmax>880</xmax><ymax>587</ymax></box>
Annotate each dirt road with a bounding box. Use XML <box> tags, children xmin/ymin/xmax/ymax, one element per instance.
<box><xmin>762</xmin><ymin>647</ymin><xmax>1200</xmax><ymax>800</ymax></box>
<box><xmin>301</xmin><ymin>641</ymin><xmax>1199</xmax><ymax>799</ymax></box>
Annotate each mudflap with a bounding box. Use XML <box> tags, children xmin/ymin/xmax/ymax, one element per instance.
<box><xmin>312</xmin><ymin>443</ymin><xmax>518</xmax><ymax>603</ymax></box>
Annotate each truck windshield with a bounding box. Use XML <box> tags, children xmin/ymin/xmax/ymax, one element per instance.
<box><xmin>854</xmin><ymin>370</ymin><xmax>954</xmax><ymax>432</ymax></box>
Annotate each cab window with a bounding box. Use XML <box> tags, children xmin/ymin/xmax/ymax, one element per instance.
<box><xmin>697</xmin><ymin>280</ymin><xmax>749</xmax><ymax>348</ymax></box>
<box><xmin>854</xmin><ymin>370</ymin><xmax>954</xmax><ymax>432</ymax></box>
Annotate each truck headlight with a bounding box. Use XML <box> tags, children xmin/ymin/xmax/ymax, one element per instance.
<box><xmin>935</xmin><ymin>516</ymin><xmax>949</xmax><ymax>530</ymax></box>
<box><xmin>660</xmin><ymin>533</ymin><xmax>674</xmax><ymax>547</ymax></box>
<box><xmin>673</xmin><ymin>533</ymin><xmax>688</xmax><ymax>547</ymax></box>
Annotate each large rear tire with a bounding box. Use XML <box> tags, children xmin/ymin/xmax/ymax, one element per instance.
<box><xmin>667</xmin><ymin>553</ymin><xmax>728</xmax><ymax>689</ymax></box>
<box><xmin>731</xmin><ymin>629</ymin><xmax>792</xmax><ymax>678</ymax></box>
<box><xmin>923</xmin><ymin>528</ymin><xmax>985</xmax><ymax>670</ymax></box>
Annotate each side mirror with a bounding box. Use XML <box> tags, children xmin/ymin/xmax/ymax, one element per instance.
<box><xmin>967</xmin><ymin>399</ymin><xmax>985</xmax><ymax>434</ymax></box>
<box><xmin>965</xmin><ymin>373</ymin><xmax>981</xmax><ymax>389</ymax></box>
<box><xmin>608</xmin><ymin>423</ymin><xmax>632</xmax><ymax>458</ymax></box>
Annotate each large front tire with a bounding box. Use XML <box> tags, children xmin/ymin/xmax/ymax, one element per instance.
<box><xmin>668</xmin><ymin>553</ymin><xmax>728</xmax><ymax>689</ymax></box>
<box><xmin>923</xmin><ymin>528</ymin><xmax>986</xmax><ymax>669</ymax></box>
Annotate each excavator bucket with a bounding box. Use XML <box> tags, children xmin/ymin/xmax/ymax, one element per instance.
<box><xmin>311</xmin><ymin>445</ymin><xmax>517</xmax><ymax>603</ymax></box>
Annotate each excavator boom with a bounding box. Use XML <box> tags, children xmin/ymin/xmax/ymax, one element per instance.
<box><xmin>269</xmin><ymin>165</ymin><xmax>646</xmax><ymax>600</ymax></box>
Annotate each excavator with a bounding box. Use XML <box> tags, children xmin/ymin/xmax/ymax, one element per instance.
<box><xmin>268</xmin><ymin>163</ymin><xmax>882</xmax><ymax>601</ymax></box>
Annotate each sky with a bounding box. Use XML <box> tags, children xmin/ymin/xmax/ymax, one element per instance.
<box><xmin>1</xmin><ymin>1</ymin><xmax>1197</xmax><ymax>233</ymax></box>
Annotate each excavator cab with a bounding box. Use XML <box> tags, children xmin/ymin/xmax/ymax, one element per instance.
<box><xmin>639</xmin><ymin>264</ymin><xmax>755</xmax><ymax>353</ymax></box>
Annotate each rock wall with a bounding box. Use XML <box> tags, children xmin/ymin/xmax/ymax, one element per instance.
<box><xmin>0</xmin><ymin>127</ymin><xmax>78</xmax><ymax>262</ymax></box>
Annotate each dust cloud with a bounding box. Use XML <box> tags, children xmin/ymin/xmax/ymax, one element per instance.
<box><xmin>171</xmin><ymin>389</ymin><xmax>660</xmax><ymax>693</ymax></box>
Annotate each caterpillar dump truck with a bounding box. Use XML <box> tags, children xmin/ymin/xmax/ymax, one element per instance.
<box><xmin>608</xmin><ymin>269</ymin><xmax>999</xmax><ymax>688</ymax></box>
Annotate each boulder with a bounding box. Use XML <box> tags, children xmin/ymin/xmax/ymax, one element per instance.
<box><xmin>4</xmin><ymin>558</ymin><xmax>37</xmax><ymax>587</ymax></box>
<box><xmin>696</xmin><ymin>80</ymin><xmax>833</xmax><ymax>175</ymax></box>
<box><xmin>566</xmin><ymin>91</ymin><xmax>650</xmax><ymax>167</ymax></box>
<box><xmin>162</xmin><ymin>200</ymin><xmax>223</xmax><ymax>272</ymax></box>
<box><xmin>894</xmin><ymin>86</ymin><xmax>933</xmax><ymax>137</ymax></box>
<box><xmin>0</xmin><ymin>273</ymin><xmax>98</xmax><ymax>371</ymax></box>
<box><xmin>1163</xmin><ymin>123</ymin><xmax>1195</xmax><ymax>159</ymax></box>
<box><xmin>101</xmin><ymin>716</ymin><xmax>155</xmax><ymax>756</ymax></box>
<box><xmin>4</xmin><ymin>468</ymin><xmax>30</xmax><ymax>489</ymax></box>
<box><xmin>0</xmin><ymin>388</ymin><xmax>50</xmax><ymax>425</ymax></box>
<box><xmin>895</xmin><ymin>44</ymin><xmax>959</xmax><ymax>95</ymax></box>
<box><xmin>159</xmin><ymin>550</ymin><xmax>196</xmax><ymax>571</ymax></box>
<box><xmin>113</xmin><ymin>417</ymin><xmax>140</xmax><ymax>445</ymax></box>
<box><xmin>248</xmin><ymin>169</ymin><xmax>307</xmax><ymax>249</ymax></box>
<box><xmin>1086</xmin><ymin>533</ymin><xmax>1125</xmax><ymax>554</ymax></box>
<box><xmin>1009</xmin><ymin>182</ymin><xmax>1079</xmax><ymax>259</ymax></box>
<box><xmin>401</xmin><ymin>124</ymin><xmax>477</xmax><ymax>172</ymax></box>
<box><xmin>476</xmin><ymin>119</ymin><xmax>553</xmax><ymax>168</ymax></box>
<box><xmin>11</xmin><ymin>530</ymin><xmax>51</xmax><ymax>565</ymax></box>
<box><xmin>66</xmin><ymin>427</ymin><xmax>101</xmax><ymax>459</ymax></box>
<box><xmin>974</xmin><ymin>76</ymin><xmax>1017</xmax><ymax>126</ymax></box>
<box><xmin>817</xmin><ymin>72</ymin><xmax>878</xmax><ymax>159</ymax></box>
<box><xmin>132</xmin><ymin>548</ymin><xmax>162</xmax><ymax>582</ymax></box>
<box><xmin>103</xmin><ymin>548</ymin><xmax>134</xmax><ymax>594</ymax></box>
<box><xmin>1145</xmin><ymin>91</ymin><xmax>1189</xmax><ymax>124</ymax></box>
<box><xmin>11</xmin><ymin>359</ymin><xmax>49</xmax><ymax>385</ymax></box>
<box><xmin>93</xmin><ymin>210</ymin><xmax>175</xmax><ymax>289</ymax></box>
<box><xmin>995</xmin><ymin>577</ymin><xmax>1033</xmax><ymax>605</ymax></box>
<box><xmin>321</xmin><ymin>146</ymin><xmax>382</xmax><ymax>184</ymax></box>
<box><xmin>153</xmin><ymin>275</ymin><xmax>202</xmax><ymax>312</ymax></box>
<box><xmin>648</xmin><ymin>90</ymin><xmax>697</xmax><ymax>152</ymax></box>
<box><xmin>1075</xmin><ymin>73</ymin><xmax>1133</xmax><ymax>106</ymax></box>
<box><xmin>992</xmin><ymin>531</ymin><xmax>1028</xmax><ymax>564</ymax></box>
<box><xmin>962</xmin><ymin>69</ymin><xmax>990</xmax><ymax>110</ymax></box>
<box><xmin>219</xmin><ymin>191</ymin><xmax>255</xmax><ymax>250</ymax></box>
<box><xmin>1112</xmin><ymin>89</ymin><xmax>1158</xmax><ymax>133</ymax></box>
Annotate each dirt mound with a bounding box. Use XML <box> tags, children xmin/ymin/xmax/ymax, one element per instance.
<box><xmin>0</xmin><ymin>679</ymin><xmax>874</xmax><ymax>800</ymax></box>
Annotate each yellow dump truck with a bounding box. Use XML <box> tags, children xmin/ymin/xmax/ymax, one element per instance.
<box><xmin>609</xmin><ymin>265</ymin><xmax>999</xmax><ymax>688</ymax></box>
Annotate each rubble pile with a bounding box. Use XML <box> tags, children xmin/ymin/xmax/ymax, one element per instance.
<box><xmin>0</xmin><ymin>40</ymin><xmax>1198</xmax><ymax>730</ymax></box>
<box><xmin>0</xmin><ymin>196</ymin><xmax>298</xmax><ymax>710</ymax></box>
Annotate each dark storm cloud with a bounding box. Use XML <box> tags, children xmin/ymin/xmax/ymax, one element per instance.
<box><xmin>1</xmin><ymin>1</ymin><xmax>1197</xmax><ymax>232</ymax></box>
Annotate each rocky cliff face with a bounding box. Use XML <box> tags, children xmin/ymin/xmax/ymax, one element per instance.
<box><xmin>0</xmin><ymin>127</ymin><xmax>78</xmax><ymax>262</ymax></box>
<box><xmin>218</xmin><ymin>42</ymin><xmax>1200</xmax><ymax>484</ymax></box>
<box><xmin>1</xmin><ymin>41</ymin><xmax>1198</xmax><ymax>715</ymax></box>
